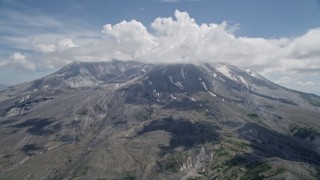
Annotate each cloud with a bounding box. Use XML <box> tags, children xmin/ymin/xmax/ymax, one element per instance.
<box><xmin>276</xmin><ymin>76</ymin><xmax>315</xmax><ymax>87</ymax></box>
<box><xmin>35</xmin><ymin>43</ymin><xmax>56</xmax><ymax>53</ymax></box>
<box><xmin>1</xmin><ymin>9</ymin><xmax>320</xmax><ymax>73</ymax></box>
<box><xmin>0</xmin><ymin>8</ymin><xmax>99</xmax><ymax>52</ymax></box>
<box><xmin>0</xmin><ymin>10</ymin><xmax>320</xmax><ymax>94</ymax></box>
<box><xmin>0</xmin><ymin>52</ymin><xmax>36</xmax><ymax>70</ymax></box>
<box><xmin>275</xmin><ymin>74</ymin><xmax>318</xmax><ymax>94</ymax></box>
<box><xmin>296</xmin><ymin>81</ymin><xmax>315</xmax><ymax>86</ymax></box>
<box><xmin>275</xmin><ymin>74</ymin><xmax>320</xmax><ymax>94</ymax></box>
<box><xmin>34</xmin><ymin>38</ymin><xmax>78</xmax><ymax>53</ymax></box>
<box><xmin>0</xmin><ymin>10</ymin><xmax>320</xmax><ymax>93</ymax></box>
<box><xmin>58</xmin><ymin>38</ymin><xmax>78</xmax><ymax>50</ymax></box>
<box><xmin>94</xmin><ymin>10</ymin><xmax>319</xmax><ymax>77</ymax></box>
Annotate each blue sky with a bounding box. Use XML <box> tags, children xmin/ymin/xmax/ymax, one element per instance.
<box><xmin>0</xmin><ymin>0</ymin><xmax>320</xmax><ymax>94</ymax></box>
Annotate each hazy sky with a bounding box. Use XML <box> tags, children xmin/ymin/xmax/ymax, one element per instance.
<box><xmin>0</xmin><ymin>0</ymin><xmax>320</xmax><ymax>95</ymax></box>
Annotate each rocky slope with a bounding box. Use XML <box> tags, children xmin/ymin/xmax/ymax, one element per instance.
<box><xmin>0</xmin><ymin>60</ymin><xmax>320</xmax><ymax>179</ymax></box>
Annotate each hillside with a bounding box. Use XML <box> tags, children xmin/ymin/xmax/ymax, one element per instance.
<box><xmin>0</xmin><ymin>60</ymin><xmax>320</xmax><ymax>179</ymax></box>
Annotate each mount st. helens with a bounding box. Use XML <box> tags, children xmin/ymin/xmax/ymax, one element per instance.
<box><xmin>0</xmin><ymin>60</ymin><xmax>320</xmax><ymax>179</ymax></box>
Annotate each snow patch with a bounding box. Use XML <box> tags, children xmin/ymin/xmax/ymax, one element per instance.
<box><xmin>169</xmin><ymin>75</ymin><xmax>184</xmax><ymax>89</ymax></box>
<box><xmin>43</xmin><ymin>85</ymin><xmax>50</xmax><ymax>89</ymax></box>
<box><xmin>201</xmin><ymin>81</ymin><xmax>217</xmax><ymax>97</ymax></box>
<box><xmin>181</xmin><ymin>65</ymin><xmax>186</xmax><ymax>79</ymax></box>
<box><xmin>245</xmin><ymin>69</ymin><xmax>262</xmax><ymax>79</ymax></box>
<box><xmin>65</xmin><ymin>76</ymin><xmax>97</xmax><ymax>88</ymax></box>
<box><xmin>238</xmin><ymin>76</ymin><xmax>248</xmax><ymax>87</ymax></box>
<box><xmin>191</xmin><ymin>98</ymin><xmax>196</xmax><ymax>102</ymax></box>
<box><xmin>153</xmin><ymin>89</ymin><xmax>160</xmax><ymax>97</ymax></box>
<box><xmin>216</xmin><ymin>65</ymin><xmax>237</xmax><ymax>82</ymax></box>
<box><xmin>201</xmin><ymin>82</ymin><xmax>208</xmax><ymax>91</ymax></box>
<box><xmin>171</xmin><ymin>94</ymin><xmax>177</xmax><ymax>100</ymax></box>
<box><xmin>208</xmin><ymin>91</ymin><xmax>216</xmax><ymax>97</ymax></box>
<box><xmin>148</xmin><ymin>80</ymin><xmax>152</xmax><ymax>85</ymax></box>
<box><xmin>213</xmin><ymin>73</ymin><xmax>217</xmax><ymax>78</ymax></box>
<box><xmin>198</xmin><ymin>77</ymin><xmax>201</xmax><ymax>81</ymax></box>
<box><xmin>19</xmin><ymin>95</ymin><xmax>31</xmax><ymax>103</ymax></box>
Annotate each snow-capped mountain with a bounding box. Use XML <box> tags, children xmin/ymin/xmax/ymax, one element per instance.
<box><xmin>0</xmin><ymin>60</ymin><xmax>320</xmax><ymax>179</ymax></box>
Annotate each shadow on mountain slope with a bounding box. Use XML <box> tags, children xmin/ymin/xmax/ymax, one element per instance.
<box><xmin>0</xmin><ymin>118</ymin><xmax>19</xmax><ymax>126</ymax></box>
<box><xmin>10</xmin><ymin>118</ymin><xmax>61</xmax><ymax>136</ymax></box>
<box><xmin>137</xmin><ymin>117</ymin><xmax>220</xmax><ymax>154</ymax></box>
<box><xmin>229</xmin><ymin>122</ymin><xmax>320</xmax><ymax>167</ymax></box>
<box><xmin>124</xmin><ymin>84</ymin><xmax>154</xmax><ymax>105</ymax></box>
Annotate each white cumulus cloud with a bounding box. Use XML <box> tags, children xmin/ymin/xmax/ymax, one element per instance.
<box><xmin>91</xmin><ymin>10</ymin><xmax>319</xmax><ymax>77</ymax></box>
<box><xmin>2</xmin><ymin>9</ymin><xmax>320</xmax><ymax>75</ymax></box>
<box><xmin>0</xmin><ymin>52</ymin><xmax>36</xmax><ymax>70</ymax></box>
<box><xmin>0</xmin><ymin>10</ymin><xmax>319</xmax><ymax>94</ymax></box>
<box><xmin>58</xmin><ymin>38</ymin><xmax>78</xmax><ymax>50</ymax></box>
<box><xmin>35</xmin><ymin>43</ymin><xmax>56</xmax><ymax>53</ymax></box>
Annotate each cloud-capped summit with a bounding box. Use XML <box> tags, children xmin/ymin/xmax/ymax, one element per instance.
<box><xmin>0</xmin><ymin>1</ymin><xmax>319</xmax><ymax>95</ymax></box>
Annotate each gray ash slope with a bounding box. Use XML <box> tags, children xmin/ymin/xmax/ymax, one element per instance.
<box><xmin>0</xmin><ymin>60</ymin><xmax>320</xmax><ymax>179</ymax></box>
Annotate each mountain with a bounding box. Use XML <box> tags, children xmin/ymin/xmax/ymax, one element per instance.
<box><xmin>0</xmin><ymin>60</ymin><xmax>320</xmax><ymax>179</ymax></box>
